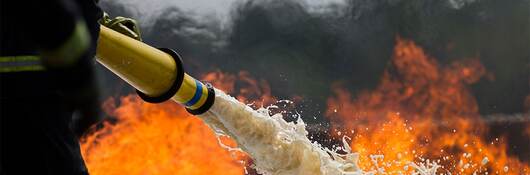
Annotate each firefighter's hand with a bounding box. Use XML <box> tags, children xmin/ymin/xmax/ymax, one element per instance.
<box><xmin>99</xmin><ymin>12</ymin><xmax>142</xmax><ymax>41</ymax></box>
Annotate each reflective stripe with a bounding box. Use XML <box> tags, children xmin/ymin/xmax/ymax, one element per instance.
<box><xmin>0</xmin><ymin>56</ymin><xmax>41</xmax><ymax>62</ymax></box>
<box><xmin>185</xmin><ymin>80</ymin><xmax>203</xmax><ymax>106</ymax></box>
<box><xmin>0</xmin><ymin>56</ymin><xmax>45</xmax><ymax>72</ymax></box>
<box><xmin>41</xmin><ymin>21</ymin><xmax>90</xmax><ymax>67</ymax></box>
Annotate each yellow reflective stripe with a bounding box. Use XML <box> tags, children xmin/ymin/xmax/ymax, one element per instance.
<box><xmin>41</xmin><ymin>21</ymin><xmax>90</xmax><ymax>67</ymax></box>
<box><xmin>0</xmin><ymin>56</ymin><xmax>45</xmax><ymax>72</ymax></box>
<box><xmin>0</xmin><ymin>56</ymin><xmax>41</xmax><ymax>62</ymax></box>
<box><xmin>0</xmin><ymin>65</ymin><xmax>45</xmax><ymax>72</ymax></box>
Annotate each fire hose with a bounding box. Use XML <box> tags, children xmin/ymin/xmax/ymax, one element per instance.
<box><xmin>96</xmin><ymin>23</ymin><xmax>214</xmax><ymax>115</ymax></box>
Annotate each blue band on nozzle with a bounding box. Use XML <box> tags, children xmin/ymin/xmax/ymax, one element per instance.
<box><xmin>186</xmin><ymin>83</ymin><xmax>215</xmax><ymax>115</ymax></box>
<box><xmin>185</xmin><ymin>80</ymin><xmax>203</xmax><ymax>106</ymax></box>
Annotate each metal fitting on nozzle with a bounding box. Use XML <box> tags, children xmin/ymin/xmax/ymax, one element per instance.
<box><xmin>135</xmin><ymin>48</ymin><xmax>215</xmax><ymax>115</ymax></box>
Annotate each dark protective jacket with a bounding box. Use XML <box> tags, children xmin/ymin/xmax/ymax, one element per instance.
<box><xmin>1</xmin><ymin>0</ymin><xmax>102</xmax><ymax>94</ymax></box>
<box><xmin>0</xmin><ymin>0</ymin><xmax>103</xmax><ymax>174</ymax></box>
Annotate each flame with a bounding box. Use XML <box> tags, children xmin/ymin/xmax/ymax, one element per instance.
<box><xmin>203</xmin><ymin>70</ymin><xmax>277</xmax><ymax>107</ymax></box>
<box><xmin>326</xmin><ymin>38</ymin><xmax>529</xmax><ymax>174</ymax></box>
<box><xmin>81</xmin><ymin>96</ymin><xmax>246</xmax><ymax>175</ymax></box>
<box><xmin>80</xmin><ymin>70</ymin><xmax>278</xmax><ymax>175</ymax></box>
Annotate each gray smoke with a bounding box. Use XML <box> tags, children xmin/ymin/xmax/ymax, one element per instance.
<box><xmin>98</xmin><ymin>0</ymin><xmax>529</xmax><ymax>118</ymax></box>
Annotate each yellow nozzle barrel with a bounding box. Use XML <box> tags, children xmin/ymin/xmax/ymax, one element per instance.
<box><xmin>95</xmin><ymin>25</ymin><xmax>214</xmax><ymax>114</ymax></box>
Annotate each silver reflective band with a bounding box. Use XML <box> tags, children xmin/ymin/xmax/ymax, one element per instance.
<box><xmin>0</xmin><ymin>56</ymin><xmax>45</xmax><ymax>72</ymax></box>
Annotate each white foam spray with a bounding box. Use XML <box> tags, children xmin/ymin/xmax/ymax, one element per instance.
<box><xmin>198</xmin><ymin>89</ymin><xmax>438</xmax><ymax>175</ymax></box>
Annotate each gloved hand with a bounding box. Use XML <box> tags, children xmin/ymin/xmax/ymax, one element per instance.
<box><xmin>99</xmin><ymin>12</ymin><xmax>142</xmax><ymax>41</ymax></box>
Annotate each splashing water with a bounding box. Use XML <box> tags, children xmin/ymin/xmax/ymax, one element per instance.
<box><xmin>198</xmin><ymin>89</ymin><xmax>439</xmax><ymax>175</ymax></box>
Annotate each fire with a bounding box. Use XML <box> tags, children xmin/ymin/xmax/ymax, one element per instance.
<box><xmin>326</xmin><ymin>38</ymin><xmax>529</xmax><ymax>174</ymax></box>
<box><xmin>80</xmin><ymin>70</ymin><xmax>278</xmax><ymax>175</ymax></box>
<box><xmin>81</xmin><ymin>96</ymin><xmax>246</xmax><ymax>175</ymax></box>
<box><xmin>81</xmin><ymin>37</ymin><xmax>528</xmax><ymax>174</ymax></box>
<box><xmin>203</xmin><ymin>70</ymin><xmax>277</xmax><ymax>107</ymax></box>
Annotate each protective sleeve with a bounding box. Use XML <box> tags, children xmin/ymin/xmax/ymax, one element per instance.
<box><xmin>16</xmin><ymin>0</ymin><xmax>99</xmax><ymax>67</ymax></box>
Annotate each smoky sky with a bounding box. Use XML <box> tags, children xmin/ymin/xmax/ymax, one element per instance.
<box><xmin>96</xmin><ymin>0</ymin><xmax>530</xmax><ymax>123</ymax></box>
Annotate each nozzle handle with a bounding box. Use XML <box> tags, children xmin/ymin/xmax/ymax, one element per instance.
<box><xmin>136</xmin><ymin>48</ymin><xmax>184</xmax><ymax>103</ymax></box>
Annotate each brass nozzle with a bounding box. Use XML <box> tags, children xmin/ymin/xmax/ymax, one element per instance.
<box><xmin>96</xmin><ymin>25</ymin><xmax>214</xmax><ymax>114</ymax></box>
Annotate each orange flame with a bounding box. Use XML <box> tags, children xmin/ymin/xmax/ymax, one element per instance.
<box><xmin>81</xmin><ymin>96</ymin><xmax>246</xmax><ymax>175</ymax></box>
<box><xmin>203</xmin><ymin>70</ymin><xmax>277</xmax><ymax>107</ymax></box>
<box><xmin>81</xmin><ymin>70</ymin><xmax>279</xmax><ymax>175</ymax></box>
<box><xmin>326</xmin><ymin>38</ymin><xmax>529</xmax><ymax>174</ymax></box>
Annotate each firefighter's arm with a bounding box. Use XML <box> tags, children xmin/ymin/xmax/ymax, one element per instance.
<box><xmin>20</xmin><ymin>0</ymin><xmax>104</xmax><ymax>136</ymax></box>
<box><xmin>22</xmin><ymin>0</ymin><xmax>91</xmax><ymax>68</ymax></box>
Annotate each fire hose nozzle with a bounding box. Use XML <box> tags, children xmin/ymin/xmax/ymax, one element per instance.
<box><xmin>96</xmin><ymin>25</ymin><xmax>214</xmax><ymax>115</ymax></box>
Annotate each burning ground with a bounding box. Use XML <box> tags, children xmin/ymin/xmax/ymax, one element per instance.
<box><xmin>84</xmin><ymin>0</ymin><xmax>530</xmax><ymax>174</ymax></box>
<box><xmin>325</xmin><ymin>38</ymin><xmax>529</xmax><ymax>174</ymax></box>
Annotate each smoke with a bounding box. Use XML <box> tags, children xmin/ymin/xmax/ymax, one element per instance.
<box><xmin>97</xmin><ymin>0</ymin><xmax>530</xmax><ymax>120</ymax></box>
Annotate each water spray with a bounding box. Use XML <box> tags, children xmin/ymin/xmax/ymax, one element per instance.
<box><xmin>95</xmin><ymin>25</ymin><xmax>442</xmax><ymax>175</ymax></box>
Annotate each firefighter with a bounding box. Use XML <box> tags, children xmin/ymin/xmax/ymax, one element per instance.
<box><xmin>0</xmin><ymin>0</ymin><xmax>102</xmax><ymax>174</ymax></box>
